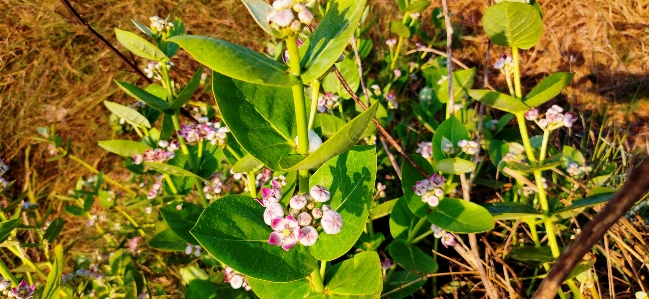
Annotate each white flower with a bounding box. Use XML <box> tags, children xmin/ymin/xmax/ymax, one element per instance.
<box><xmin>300</xmin><ymin>226</ymin><xmax>319</xmax><ymax>246</ymax></box>
<box><xmin>386</xmin><ymin>39</ymin><xmax>397</xmax><ymax>47</ymax></box>
<box><xmin>458</xmin><ymin>140</ymin><xmax>479</xmax><ymax>155</ymax></box>
<box><xmin>290</xmin><ymin>194</ymin><xmax>308</xmax><ymax>209</ymax></box>
<box><xmin>270</xmin><ymin>9</ymin><xmax>295</xmax><ymax>27</ymax></box>
<box><xmin>272</xmin><ymin>0</ymin><xmax>293</xmax><ymax>10</ymax></box>
<box><xmin>494</xmin><ymin>54</ymin><xmax>513</xmax><ymax>70</ymax></box>
<box><xmin>263</xmin><ymin>203</ymin><xmax>285</xmax><ymax>225</ymax></box>
<box><xmin>298</xmin><ymin>10</ymin><xmax>314</xmax><ymax>25</ymax></box>
<box><xmin>295</xmin><ymin>130</ymin><xmax>323</xmax><ymax>153</ymax></box>
<box><xmin>310</xmin><ymin>185</ymin><xmax>330</xmax><ymax>202</ymax></box>
<box><xmin>321</xmin><ymin>210</ymin><xmax>343</xmax><ymax>234</ymax></box>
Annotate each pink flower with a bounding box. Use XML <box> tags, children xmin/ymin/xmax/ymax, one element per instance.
<box><xmin>310</xmin><ymin>185</ymin><xmax>330</xmax><ymax>202</ymax></box>
<box><xmin>257</xmin><ymin>180</ymin><xmax>283</xmax><ymax>206</ymax></box>
<box><xmin>311</xmin><ymin>208</ymin><xmax>323</xmax><ymax>219</ymax></box>
<box><xmin>133</xmin><ymin>154</ymin><xmax>144</xmax><ymax>165</ymax></box>
<box><xmin>381</xmin><ymin>259</ymin><xmax>392</xmax><ymax>270</ymax></box>
<box><xmin>422</xmin><ymin>193</ymin><xmax>440</xmax><ymax>207</ymax></box>
<box><xmin>298</xmin><ymin>9</ymin><xmax>314</xmax><ymax>25</ymax></box>
<box><xmin>299</xmin><ymin>226</ymin><xmax>319</xmax><ymax>246</ymax></box>
<box><xmin>431</xmin><ymin>224</ymin><xmax>444</xmax><ymax>238</ymax></box>
<box><xmin>9</xmin><ymin>281</ymin><xmax>35</xmax><ymax>299</ymax></box>
<box><xmin>263</xmin><ymin>203</ymin><xmax>285</xmax><ymax>226</ymax></box>
<box><xmin>564</xmin><ymin>111</ymin><xmax>578</xmax><ymax>128</ymax></box>
<box><xmin>297</xmin><ymin>212</ymin><xmax>312</xmax><ymax>226</ymax></box>
<box><xmin>441</xmin><ymin>233</ymin><xmax>456</xmax><ymax>248</ymax></box>
<box><xmin>268</xmin><ymin>215</ymin><xmax>302</xmax><ymax>251</ymax></box>
<box><xmin>321</xmin><ymin>210</ymin><xmax>343</xmax><ymax>235</ymax></box>
<box><xmin>270</xmin><ymin>9</ymin><xmax>294</xmax><ymax>28</ymax></box>
<box><xmin>428</xmin><ymin>174</ymin><xmax>444</xmax><ymax>187</ymax></box>
<box><xmin>525</xmin><ymin>108</ymin><xmax>538</xmax><ymax>121</ymax></box>
<box><xmin>290</xmin><ymin>194</ymin><xmax>308</xmax><ymax>209</ymax></box>
<box><xmin>494</xmin><ymin>54</ymin><xmax>513</xmax><ymax>70</ymax></box>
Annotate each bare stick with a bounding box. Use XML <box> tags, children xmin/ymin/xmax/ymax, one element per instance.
<box><xmin>470</xmin><ymin>40</ymin><xmax>491</xmax><ymax>186</ymax></box>
<box><xmin>442</xmin><ymin>0</ymin><xmax>455</xmax><ymax>115</ymax></box>
<box><xmin>532</xmin><ymin>157</ymin><xmax>649</xmax><ymax>299</ymax></box>
<box><xmin>380</xmin><ymin>136</ymin><xmax>402</xmax><ymax>180</ymax></box>
<box><xmin>481</xmin><ymin>236</ymin><xmax>524</xmax><ymax>298</ymax></box>
<box><xmin>59</xmin><ymin>0</ymin><xmax>152</xmax><ymax>83</ymax></box>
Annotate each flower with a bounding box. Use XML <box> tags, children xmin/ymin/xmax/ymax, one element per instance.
<box><xmin>224</xmin><ymin>266</ymin><xmax>251</xmax><ymax>291</ymax></box>
<box><xmin>297</xmin><ymin>9</ymin><xmax>314</xmax><ymax>24</ymax></box>
<box><xmin>431</xmin><ymin>224</ymin><xmax>444</xmax><ymax>238</ymax></box>
<box><xmin>441</xmin><ymin>233</ymin><xmax>456</xmax><ymax>248</ymax></box>
<box><xmin>386</xmin><ymin>39</ymin><xmax>397</xmax><ymax>47</ymax></box>
<box><xmin>263</xmin><ymin>203</ymin><xmax>285</xmax><ymax>225</ymax></box>
<box><xmin>258</xmin><ymin>180</ymin><xmax>283</xmax><ymax>206</ymax></box>
<box><xmin>494</xmin><ymin>54</ymin><xmax>513</xmax><ymax>70</ymax></box>
<box><xmin>268</xmin><ymin>215</ymin><xmax>302</xmax><ymax>251</ymax></box>
<box><xmin>502</xmin><ymin>152</ymin><xmax>517</xmax><ymax>162</ymax></box>
<box><xmin>381</xmin><ymin>259</ymin><xmax>392</xmax><ymax>270</ymax></box>
<box><xmin>310</xmin><ymin>185</ymin><xmax>330</xmax><ymax>202</ymax></box>
<box><xmin>525</xmin><ymin>108</ymin><xmax>538</xmax><ymax>121</ymax></box>
<box><xmin>128</xmin><ymin>237</ymin><xmax>141</xmax><ymax>254</ymax></box>
<box><xmin>386</xmin><ymin>93</ymin><xmax>398</xmax><ymax>109</ymax></box>
<box><xmin>458</xmin><ymin>140</ymin><xmax>479</xmax><ymax>155</ymax></box>
<box><xmin>299</xmin><ymin>226</ymin><xmax>319</xmax><ymax>246</ymax></box>
<box><xmin>9</xmin><ymin>281</ymin><xmax>35</xmax><ymax>299</ymax></box>
<box><xmin>297</xmin><ymin>212</ymin><xmax>313</xmax><ymax>226</ymax></box>
<box><xmin>376</xmin><ymin>182</ymin><xmax>386</xmax><ymax>198</ymax></box>
<box><xmin>393</xmin><ymin>69</ymin><xmax>402</xmax><ymax>78</ymax></box>
<box><xmin>370</xmin><ymin>84</ymin><xmax>382</xmax><ymax>96</ymax></box>
<box><xmin>294</xmin><ymin>130</ymin><xmax>323</xmax><ymax>153</ymax></box>
<box><xmin>422</xmin><ymin>193</ymin><xmax>440</xmax><ymax>207</ymax></box>
<box><xmin>416</xmin><ymin>142</ymin><xmax>433</xmax><ymax>159</ymax></box>
<box><xmin>0</xmin><ymin>279</ymin><xmax>10</xmax><ymax>291</ymax></box>
<box><xmin>316</xmin><ymin>92</ymin><xmax>340</xmax><ymax>113</ymax></box>
<box><xmin>321</xmin><ymin>210</ymin><xmax>343</xmax><ymax>234</ymax></box>
<box><xmin>564</xmin><ymin>111</ymin><xmax>578</xmax><ymax>128</ymax></box>
<box><xmin>414</xmin><ymin>176</ymin><xmax>445</xmax><ymax>207</ymax></box>
<box><xmin>290</xmin><ymin>194</ymin><xmax>308</xmax><ymax>209</ymax></box>
<box><xmin>311</xmin><ymin>208</ymin><xmax>323</xmax><ymax>219</ymax></box>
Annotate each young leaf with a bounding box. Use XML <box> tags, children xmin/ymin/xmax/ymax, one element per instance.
<box><xmin>390</xmin><ymin>196</ymin><xmax>428</xmax><ymax>240</ymax></box>
<box><xmin>43</xmin><ymin>218</ymin><xmax>65</xmax><ymax>243</ymax></box>
<box><xmin>323</xmin><ymin>251</ymin><xmax>382</xmax><ymax>297</ymax></box>
<box><xmin>41</xmin><ymin>245</ymin><xmax>63</xmax><ymax>299</ymax></box>
<box><xmin>64</xmin><ymin>206</ymin><xmax>85</xmax><ymax>216</ymax></box>
<box><xmin>316</xmin><ymin>114</ymin><xmax>347</xmax><ymax>138</ymax></box>
<box><xmin>484</xmin><ymin>202</ymin><xmax>541</xmax><ymax>220</ymax></box>
<box><xmin>168</xmin><ymin>35</ymin><xmax>299</xmax><ymax>87</ymax></box>
<box><xmin>300</xmin><ymin>0</ymin><xmax>367</xmax><ymax>82</ymax></box>
<box><xmin>388</xmin><ymin>239</ymin><xmax>438</xmax><ymax>274</ymax></box>
<box><xmin>160</xmin><ymin>203</ymin><xmax>204</xmax><ymax>245</ymax></box>
<box><xmin>482</xmin><ymin>2</ymin><xmax>543</xmax><ymax>49</ymax></box>
<box><xmin>131</xmin><ymin>19</ymin><xmax>154</xmax><ymax>38</ymax></box>
<box><xmin>523</xmin><ymin>73</ymin><xmax>574</xmax><ymax>107</ymax></box>
<box><xmin>468</xmin><ymin>89</ymin><xmax>530</xmax><ymax>114</ymax></box>
<box><xmin>507</xmin><ymin>246</ymin><xmax>555</xmax><ymax>265</ymax></box>
<box><xmin>103</xmin><ymin>101</ymin><xmax>151</xmax><ymax>128</ymax></box>
<box><xmin>279</xmin><ymin>101</ymin><xmax>379</xmax><ymax>171</ymax></box>
<box><xmin>98</xmin><ymin>140</ymin><xmax>152</xmax><ymax>157</ymax></box>
<box><xmin>401</xmin><ymin>155</ymin><xmax>437</xmax><ymax>217</ymax></box>
<box><xmin>389</xmin><ymin>21</ymin><xmax>411</xmax><ymax>38</ymax></box>
<box><xmin>434</xmin><ymin>68</ymin><xmax>476</xmax><ymax>104</ymax></box>
<box><xmin>322</xmin><ymin>57</ymin><xmax>360</xmax><ymax>99</ymax></box>
<box><xmin>370</xmin><ymin>199</ymin><xmax>397</xmax><ymax>220</ymax></box>
<box><xmin>425</xmin><ymin>198</ymin><xmax>495</xmax><ymax>233</ymax></box>
<box><xmin>241</xmin><ymin>0</ymin><xmax>282</xmax><ymax>38</ymax></box>
<box><xmin>405</xmin><ymin>0</ymin><xmax>432</xmax><ymax>13</ymax></box>
<box><xmin>248</xmin><ymin>277</ymin><xmax>313</xmax><ymax>299</ymax></box>
<box><xmin>191</xmin><ymin>195</ymin><xmax>317</xmax><ymax>282</ymax></box>
<box><xmin>308</xmin><ymin>146</ymin><xmax>376</xmax><ymax>261</ymax></box>
<box><xmin>436</xmin><ymin>157</ymin><xmax>476</xmax><ymax>174</ymax></box>
<box><xmin>432</xmin><ymin>116</ymin><xmax>471</xmax><ymax>162</ymax></box>
<box><xmin>115</xmin><ymin>81</ymin><xmax>170</xmax><ymax>112</ymax></box>
<box><xmin>551</xmin><ymin>192</ymin><xmax>613</xmax><ymax>221</ymax></box>
<box><xmin>168</xmin><ymin>65</ymin><xmax>204</xmax><ymax>110</ymax></box>
<box><xmin>145</xmin><ymin>162</ymin><xmax>201</xmax><ymax>179</ymax></box>
<box><xmin>506</xmin><ymin>154</ymin><xmax>563</xmax><ymax>173</ymax></box>
<box><xmin>115</xmin><ymin>28</ymin><xmax>169</xmax><ymax>62</ymax></box>
<box><xmin>212</xmin><ymin>72</ymin><xmax>297</xmax><ymax>171</ymax></box>
<box><xmin>148</xmin><ymin>229</ymin><xmax>187</xmax><ymax>252</ymax></box>
<box><xmin>232</xmin><ymin>154</ymin><xmax>264</xmax><ymax>173</ymax></box>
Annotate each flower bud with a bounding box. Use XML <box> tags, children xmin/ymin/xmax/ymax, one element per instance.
<box><xmin>290</xmin><ymin>194</ymin><xmax>308</xmax><ymax>209</ymax></box>
<box><xmin>310</xmin><ymin>185</ymin><xmax>330</xmax><ymax>202</ymax></box>
<box><xmin>272</xmin><ymin>0</ymin><xmax>293</xmax><ymax>10</ymax></box>
<box><xmin>525</xmin><ymin>108</ymin><xmax>538</xmax><ymax>121</ymax></box>
<box><xmin>298</xmin><ymin>9</ymin><xmax>314</xmax><ymax>25</ymax></box>
<box><xmin>300</xmin><ymin>226</ymin><xmax>319</xmax><ymax>246</ymax></box>
<box><xmin>311</xmin><ymin>208</ymin><xmax>323</xmax><ymax>219</ymax></box>
<box><xmin>321</xmin><ymin>210</ymin><xmax>343</xmax><ymax>234</ymax></box>
<box><xmin>297</xmin><ymin>212</ymin><xmax>313</xmax><ymax>226</ymax></box>
<box><xmin>133</xmin><ymin>154</ymin><xmax>144</xmax><ymax>165</ymax></box>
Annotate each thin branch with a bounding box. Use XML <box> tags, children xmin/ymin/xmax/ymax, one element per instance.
<box><xmin>59</xmin><ymin>0</ymin><xmax>152</xmax><ymax>83</ymax></box>
<box><xmin>442</xmin><ymin>0</ymin><xmax>455</xmax><ymax>115</ymax></box>
<box><xmin>481</xmin><ymin>236</ymin><xmax>524</xmax><ymax>298</ymax></box>
<box><xmin>380</xmin><ymin>135</ymin><xmax>402</xmax><ymax>180</ymax></box>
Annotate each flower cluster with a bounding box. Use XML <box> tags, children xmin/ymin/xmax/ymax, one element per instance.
<box><xmin>224</xmin><ymin>266</ymin><xmax>251</xmax><ymax>291</ymax></box>
<box><xmin>566</xmin><ymin>162</ymin><xmax>591</xmax><ymax>177</ymax></box>
<box><xmin>143</xmin><ymin>61</ymin><xmax>174</xmax><ymax>81</ymax></box>
<box><xmin>258</xmin><ymin>181</ymin><xmax>342</xmax><ymax>251</ymax></box>
<box><xmin>0</xmin><ymin>159</ymin><xmax>9</xmax><ymax>189</ymax></box>
<box><xmin>178</xmin><ymin>122</ymin><xmax>229</xmax><ymax>146</ymax></box>
<box><xmin>413</xmin><ymin>174</ymin><xmax>446</xmax><ymax>207</ymax></box>
<box><xmin>317</xmin><ymin>92</ymin><xmax>340</xmax><ymax>113</ymax></box>
<box><xmin>376</xmin><ymin>182</ymin><xmax>386</xmax><ymax>198</ymax></box>
<box><xmin>147</xmin><ymin>175</ymin><xmax>164</xmax><ymax>199</ymax></box>
<box><xmin>370</xmin><ymin>84</ymin><xmax>382</xmax><ymax>96</ymax></box>
<box><xmin>133</xmin><ymin>140</ymin><xmax>180</xmax><ymax>165</ymax></box>
<box><xmin>386</xmin><ymin>39</ymin><xmax>397</xmax><ymax>48</ymax></box>
<box><xmin>149</xmin><ymin>16</ymin><xmax>174</xmax><ymax>34</ymax></box>
<box><xmin>386</xmin><ymin>92</ymin><xmax>398</xmax><ymax>109</ymax></box>
<box><xmin>494</xmin><ymin>54</ymin><xmax>514</xmax><ymax>71</ymax></box>
<box><xmin>525</xmin><ymin>106</ymin><xmax>578</xmax><ymax>130</ymax></box>
<box><xmin>185</xmin><ymin>243</ymin><xmax>202</xmax><ymax>257</ymax></box>
<box><xmin>431</xmin><ymin>224</ymin><xmax>456</xmax><ymax>248</ymax></box>
<box><xmin>267</xmin><ymin>0</ymin><xmax>314</xmax><ymax>35</ymax></box>
<box><xmin>458</xmin><ymin>140</ymin><xmax>479</xmax><ymax>155</ymax></box>
<box><xmin>203</xmin><ymin>173</ymin><xmax>224</xmax><ymax>199</ymax></box>
<box><xmin>3</xmin><ymin>281</ymin><xmax>35</xmax><ymax>299</ymax></box>
<box><xmin>61</xmin><ymin>268</ymin><xmax>104</xmax><ymax>287</ymax></box>
<box><xmin>416</xmin><ymin>141</ymin><xmax>433</xmax><ymax>159</ymax></box>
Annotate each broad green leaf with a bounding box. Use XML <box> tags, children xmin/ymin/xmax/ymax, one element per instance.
<box><xmin>405</xmin><ymin>0</ymin><xmax>431</xmax><ymax>13</ymax></box>
<box><xmin>0</xmin><ymin>219</ymin><xmax>22</xmax><ymax>244</ymax></box>
<box><xmin>41</xmin><ymin>245</ymin><xmax>63</xmax><ymax>299</ymax></box>
<box><xmin>432</xmin><ymin>116</ymin><xmax>470</xmax><ymax>162</ymax></box>
<box><xmin>322</xmin><ymin>251</ymin><xmax>382</xmax><ymax>297</ymax></box>
<box><xmin>400</xmin><ymin>155</ymin><xmax>436</xmax><ymax>217</ymax></box>
<box><xmin>388</xmin><ymin>239</ymin><xmax>438</xmax><ymax>274</ymax></box>
<box><xmin>506</xmin><ymin>154</ymin><xmax>563</xmax><ymax>173</ymax></box>
<box><xmin>132</xmin><ymin>19</ymin><xmax>154</xmax><ymax>38</ymax></box>
<box><xmin>523</xmin><ymin>73</ymin><xmax>574</xmax><ymax>107</ymax></box>
<box><xmin>197</xmin><ymin>142</ymin><xmax>225</xmax><ymax>180</ymax></box>
<box><xmin>43</xmin><ymin>218</ymin><xmax>65</xmax><ymax>243</ymax></box>
<box><xmin>64</xmin><ymin>206</ymin><xmax>84</xmax><ymax>216</ymax></box>
<box><xmin>168</xmin><ymin>35</ymin><xmax>298</xmax><ymax>87</ymax></box>
<box><xmin>232</xmin><ymin>154</ymin><xmax>265</xmax><ymax>173</ymax></box>
<box><xmin>279</xmin><ymin>102</ymin><xmax>379</xmax><ymax>171</ymax></box>
<box><xmin>396</xmin><ymin>0</ymin><xmax>407</xmax><ymax>11</ymax></box>
<box><xmin>425</xmin><ymin>198</ymin><xmax>495</xmax><ymax>233</ymax></box>
<box><xmin>145</xmin><ymin>162</ymin><xmax>201</xmax><ymax>179</ymax></box>
<box><xmin>98</xmin><ymin>140</ymin><xmax>152</xmax><ymax>157</ymax></box>
<box><xmin>390</xmin><ymin>196</ymin><xmax>428</xmax><ymax>240</ymax></box>
<box><xmin>212</xmin><ymin>72</ymin><xmax>296</xmax><ymax>171</ymax></box>
<box><xmin>551</xmin><ymin>192</ymin><xmax>613</xmax><ymax>221</ymax></box>
<box><xmin>434</xmin><ymin>68</ymin><xmax>476</xmax><ymax>104</ymax></box>
<box><xmin>168</xmin><ymin>65</ymin><xmax>204</xmax><ymax>110</ymax></box>
<box><xmin>468</xmin><ymin>90</ymin><xmax>529</xmax><ymax>114</ymax></box>
<box><xmin>308</xmin><ymin>146</ymin><xmax>376</xmax><ymax>261</ymax></box>
<box><xmin>248</xmin><ymin>277</ymin><xmax>313</xmax><ymax>299</ymax></box>
<box><xmin>322</xmin><ymin>57</ymin><xmax>360</xmax><ymax>99</ymax></box>
<box><xmin>389</xmin><ymin>21</ymin><xmax>411</xmax><ymax>38</ymax></box>
<box><xmin>179</xmin><ymin>266</ymin><xmax>209</xmax><ymax>284</ymax></box>
<box><xmin>161</xmin><ymin>203</ymin><xmax>203</xmax><ymax>245</ymax></box>
<box><xmin>482</xmin><ymin>2</ymin><xmax>543</xmax><ymax>49</ymax></box>
<box><xmin>300</xmin><ymin>0</ymin><xmax>367</xmax><ymax>82</ymax></box>
<box><xmin>123</xmin><ymin>272</ymin><xmax>138</xmax><ymax>299</ymax></box>
<box><xmin>562</xmin><ymin>145</ymin><xmax>586</xmax><ymax>166</ymax></box>
<box><xmin>316</xmin><ymin>114</ymin><xmax>347</xmax><ymax>138</ymax></box>
<box><xmin>507</xmin><ymin>246</ymin><xmax>555</xmax><ymax>265</ymax></box>
<box><xmin>103</xmin><ymin>101</ymin><xmax>151</xmax><ymax>128</ymax></box>
<box><xmin>383</xmin><ymin>271</ymin><xmax>427</xmax><ymax>299</ymax></box>
<box><xmin>115</xmin><ymin>81</ymin><xmax>170</xmax><ymax>112</ymax></box>
<box><xmin>484</xmin><ymin>202</ymin><xmax>541</xmax><ymax>220</ymax></box>
<box><xmin>436</xmin><ymin>158</ymin><xmax>476</xmax><ymax>174</ymax></box>
<box><xmin>370</xmin><ymin>199</ymin><xmax>396</xmax><ymax>220</ymax></box>
<box><xmin>241</xmin><ymin>0</ymin><xmax>281</xmax><ymax>38</ymax></box>
<box><xmin>191</xmin><ymin>195</ymin><xmax>317</xmax><ymax>282</ymax></box>
<box><xmin>148</xmin><ymin>229</ymin><xmax>187</xmax><ymax>251</ymax></box>
<box><xmin>115</xmin><ymin>28</ymin><xmax>169</xmax><ymax>62</ymax></box>
<box><xmin>186</xmin><ymin>280</ymin><xmax>253</xmax><ymax>299</ymax></box>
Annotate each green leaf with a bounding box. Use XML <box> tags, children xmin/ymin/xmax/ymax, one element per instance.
<box><xmin>241</xmin><ymin>0</ymin><xmax>282</xmax><ymax>38</ymax></box>
<box><xmin>300</xmin><ymin>0</ymin><xmax>367</xmax><ymax>82</ymax></box>
<box><xmin>390</xmin><ymin>196</ymin><xmax>429</xmax><ymax>240</ymax></box>
<box><xmin>168</xmin><ymin>35</ymin><xmax>298</xmax><ymax>87</ymax></box>
<box><xmin>103</xmin><ymin>101</ymin><xmax>151</xmax><ymax>128</ymax></box>
<box><xmin>279</xmin><ymin>101</ymin><xmax>379</xmax><ymax>171</ymax></box>
<box><xmin>212</xmin><ymin>72</ymin><xmax>296</xmax><ymax>171</ymax></box>
<box><xmin>322</xmin><ymin>57</ymin><xmax>360</xmax><ymax>99</ymax></box>
<box><xmin>400</xmin><ymin>155</ymin><xmax>436</xmax><ymax>217</ymax></box>
<box><xmin>316</xmin><ymin>114</ymin><xmax>347</xmax><ymax>138</ymax></box>
<box><xmin>179</xmin><ymin>266</ymin><xmax>209</xmax><ymax>284</ymax></box>
<box><xmin>370</xmin><ymin>199</ymin><xmax>396</xmax><ymax>220</ymax></box>
<box><xmin>41</xmin><ymin>245</ymin><xmax>63</xmax><ymax>299</ymax></box>
<box><xmin>43</xmin><ymin>218</ymin><xmax>65</xmax><ymax>243</ymax></box>
<box><xmin>483</xmin><ymin>202</ymin><xmax>541</xmax><ymax>220</ymax></box>
<box><xmin>161</xmin><ymin>203</ymin><xmax>203</xmax><ymax>245</ymax></box>
<box><xmin>468</xmin><ymin>90</ymin><xmax>529</xmax><ymax>114</ymax></box>
<box><xmin>115</xmin><ymin>28</ymin><xmax>169</xmax><ymax>62</ymax></box>
<box><xmin>186</xmin><ymin>280</ymin><xmax>252</xmax><ymax>299</ymax></box>
<box><xmin>388</xmin><ymin>239</ymin><xmax>438</xmax><ymax>274</ymax></box>
<box><xmin>426</xmin><ymin>198</ymin><xmax>495</xmax><ymax>233</ymax></box>
<box><xmin>145</xmin><ymin>162</ymin><xmax>201</xmax><ymax>178</ymax></box>
<box><xmin>191</xmin><ymin>195</ymin><xmax>317</xmax><ymax>282</ymax></box>
<box><xmin>232</xmin><ymin>154</ymin><xmax>264</xmax><ymax>173</ymax></box>
<box><xmin>506</xmin><ymin>153</ymin><xmax>563</xmax><ymax>173</ymax></box>
<box><xmin>248</xmin><ymin>277</ymin><xmax>313</xmax><ymax>299</ymax></box>
<box><xmin>432</xmin><ymin>116</ymin><xmax>470</xmax><ymax>162</ymax></box>
<box><xmin>523</xmin><ymin>73</ymin><xmax>574</xmax><ymax>107</ymax></box>
<box><xmin>64</xmin><ymin>206</ymin><xmax>85</xmax><ymax>216</ymax></box>
<box><xmin>482</xmin><ymin>2</ymin><xmax>543</xmax><ymax>49</ymax></box>
<box><xmin>308</xmin><ymin>146</ymin><xmax>376</xmax><ymax>261</ymax></box>
<box><xmin>148</xmin><ymin>229</ymin><xmax>187</xmax><ymax>251</ymax></box>
<box><xmin>405</xmin><ymin>0</ymin><xmax>431</xmax><ymax>13</ymax></box>
<box><xmin>551</xmin><ymin>192</ymin><xmax>613</xmax><ymax>221</ymax></box>
<box><xmin>434</xmin><ymin>68</ymin><xmax>476</xmax><ymax>104</ymax></box>
<box><xmin>98</xmin><ymin>140</ymin><xmax>152</xmax><ymax>157</ymax></box>
<box><xmin>168</xmin><ymin>65</ymin><xmax>204</xmax><ymax>110</ymax></box>
<box><xmin>115</xmin><ymin>81</ymin><xmax>170</xmax><ymax>112</ymax></box>
<box><xmin>389</xmin><ymin>21</ymin><xmax>411</xmax><ymax>38</ymax></box>
<box><xmin>322</xmin><ymin>251</ymin><xmax>382</xmax><ymax>297</ymax></box>
<box><xmin>436</xmin><ymin>158</ymin><xmax>476</xmax><ymax>174</ymax></box>
<box><xmin>562</xmin><ymin>145</ymin><xmax>586</xmax><ymax>166</ymax></box>
<box><xmin>507</xmin><ymin>246</ymin><xmax>555</xmax><ymax>265</ymax></box>
<box><xmin>0</xmin><ymin>219</ymin><xmax>21</xmax><ymax>244</ymax></box>
<box><xmin>132</xmin><ymin>19</ymin><xmax>154</xmax><ymax>38</ymax></box>
<box><xmin>383</xmin><ymin>271</ymin><xmax>427</xmax><ymax>299</ymax></box>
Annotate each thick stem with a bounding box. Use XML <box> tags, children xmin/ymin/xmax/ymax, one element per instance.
<box><xmin>515</xmin><ymin>113</ymin><xmax>537</xmax><ymax>162</ymax></box>
<box><xmin>286</xmin><ymin>35</ymin><xmax>310</xmax><ymax>193</ymax></box>
<box><xmin>540</xmin><ymin>129</ymin><xmax>551</xmax><ymax>162</ymax></box>
<box><xmin>512</xmin><ymin>46</ymin><xmax>523</xmax><ymax>99</ymax></box>
<box><xmin>114</xmin><ymin>205</ymin><xmax>146</xmax><ymax>237</ymax></box>
<box><xmin>311</xmin><ymin>267</ymin><xmax>325</xmax><ymax>293</ymax></box>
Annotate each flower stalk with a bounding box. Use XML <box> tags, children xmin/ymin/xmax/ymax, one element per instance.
<box><xmin>286</xmin><ymin>34</ymin><xmax>310</xmax><ymax>193</ymax></box>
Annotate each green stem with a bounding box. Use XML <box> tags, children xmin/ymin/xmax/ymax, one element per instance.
<box><xmin>7</xmin><ymin>247</ymin><xmax>47</xmax><ymax>280</ymax></box>
<box><xmin>248</xmin><ymin>171</ymin><xmax>257</xmax><ymax>198</ymax></box>
<box><xmin>311</xmin><ymin>267</ymin><xmax>325</xmax><ymax>293</ymax></box>
<box><xmin>540</xmin><ymin>129</ymin><xmax>550</xmax><ymax>162</ymax></box>
<box><xmin>308</xmin><ymin>80</ymin><xmax>321</xmax><ymax>130</ymax></box>
<box><xmin>407</xmin><ymin>217</ymin><xmax>428</xmax><ymax>244</ymax></box>
<box><xmin>286</xmin><ymin>35</ymin><xmax>310</xmax><ymax>193</ymax></box>
<box><xmin>0</xmin><ymin>258</ymin><xmax>19</xmax><ymax>286</ymax></box>
<box><xmin>164</xmin><ymin>174</ymin><xmax>178</xmax><ymax>195</ymax></box>
<box><xmin>566</xmin><ymin>280</ymin><xmax>584</xmax><ymax>299</ymax></box>
<box><xmin>320</xmin><ymin>261</ymin><xmax>327</xmax><ymax>278</ymax></box>
<box><xmin>64</xmin><ymin>150</ymin><xmax>137</xmax><ymax>197</ymax></box>
<box><xmin>390</xmin><ymin>13</ymin><xmax>409</xmax><ymax>70</ymax></box>
<box><xmin>505</xmin><ymin>72</ymin><xmax>515</xmax><ymax>97</ymax></box>
<box><xmin>515</xmin><ymin>114</ymin><xmax>537</xmax><ymax>162</ymax></box>
<box><xmin>512</xmin><ymin>46</ymin><xmax>523</xmax><ymax>99</ymax></box>
<box><xmin>384</xmin><ymin>264</ymin><xmax>396</xmax><ymax>283</ymax></box>
<box><xmin>410</xmin><ymin>230</ymin><xmax>433</xmax><ymax>244</ymax></box>
<box><xmin>114</xmin><ymin>205</ymin><xmax>146</xmax><ymax>237</ymax></box>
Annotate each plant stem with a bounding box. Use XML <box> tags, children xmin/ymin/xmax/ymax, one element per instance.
<box><xmin>0</xmin><ymin>259</ymin><xmax>19</xmax><ymax>286</ymax></box>
<box><xmin>286</xmin><ymin>35</ymin><xmax>310</xmax><ymax>193</ymax></box>
<box><xmin>407</xmin><ymin>217</ymin><xmax>428</xmax><ymax>244</ymax></box>
<box><xmin>320</xmin><ymin>261</ymin><xmax>326</xmax><ymax>278</ymax></box>
<box><xmin>311</xmin><ymin>267</ymin><xmax>325</xmax><ymax>293</ymax></box>
<box><xmin>511</xmin><ymin>46</ymin><xmax>523</xmax><ymax>99</ymax></box>
<box><xmin>515</xmin><ymin>114</ymin><xmax>537</xmax><ymax>162</ymax></box>
<box><xmin>540</xmin><ymin>129</ymin><xmax>550</xmax><ymax>162</ymax></box>
<box><xmin>163</xmin><ymin>174</ymin><xmax>178</xmax><ymax>194</ymax></box>
<box><xmin>114</xmin><ymin>205</ymin><xmax>146</xmax><ymax>237</ymax></box>
<box><xmin>7</xmin><ymin>247</ymin><xmax>47</xmax><ymax>280</ymax></box>
<box><xmin>308</xmin><ymin>80</ymin><xmax>321</xmax><ymax>130</ymax></box>
<box><xmin>410</xmin><ymin>230</ymin><xmax>432</xmax><ymax>244</ymax></box>
<box><xmin>248</xmin><ymin>171</ymin><xmax>257</xmax><ymax>198</ymax></box>
<box><xmin>390</xmin><ymin>13</ymin><xmax>409</xmax><ymax>70</ymax></box>
<box><xmin>566</xmin><ymin>280</ymin><xmax>584</xmax><ymax>299</ymax></box>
